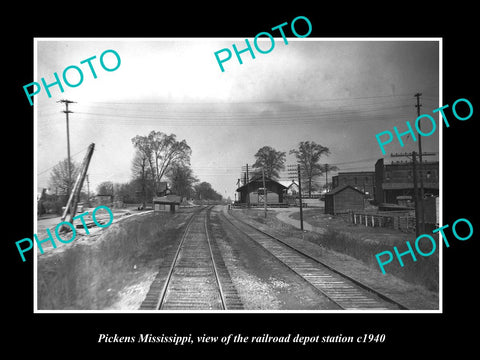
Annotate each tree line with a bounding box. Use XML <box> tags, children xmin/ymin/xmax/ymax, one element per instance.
<box><xmin>130</xmin><ymin>130</ymin><xmax>222</xmax><ymax>206</ymax></box>
<box><xmin>43</xmin><ymin>130</ymin><xmax>222</xmax><ymax>213</ymax></box>
<box><xmin>250</xmin><ymin>141</ymin><xmax>338</xmax><ymax>196</ymax></box>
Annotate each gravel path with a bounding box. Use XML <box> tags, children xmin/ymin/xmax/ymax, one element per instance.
<box><xmin>274</xmin><ymin>207</ymin><xmax>326</xmax><ymax>234</ymax></box>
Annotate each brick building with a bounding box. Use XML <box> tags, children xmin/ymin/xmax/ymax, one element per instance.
<box><xmin>332</xmin><ymin>171</ymin><xmax>375</xmax><ymax>198</ymax></box>
<box><xmin>374</xmin><ymin>158</ymin><xmax>439</xmax><ymax>204</ymax></box>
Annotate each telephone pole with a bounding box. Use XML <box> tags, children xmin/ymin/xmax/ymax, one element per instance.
<box><xmin>391</xmin><ymin>151</ymin><xmax>435</xmax><ymax>237</ymax></box>
<box><xmin>57</xmin><ymin>99</ymin><xmax>76</xmax><ymax>200</ymax></box>
<box><xmin>241</xmin><ymin>164</ymin><xmax>251</xmax><ymax>208</ymax></box>
<box><xmin>414</xmin><ymin>93</ymin><xmax>425</xmax><ymax>233</ymax></box>
<box><xmin>297</xmin><ymin>164</ymin><xmax>304</xmax><ymax>231</ymax></box>
<box><xmin>262</xmin><ymin>167</ymin><xmax>267</xmax><ymax>218</ymax></box>
<box><xmin>287</xmin><ymin>164</ymin><xmax>304</xmax><ymax>231</ymax></box>
<box><xmin>246</xmin><ymin>163</ymin><xmax>250</xmax><ymax>208</ymax></box>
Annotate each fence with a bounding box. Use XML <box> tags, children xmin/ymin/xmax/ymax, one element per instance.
<box><xmin>349</xmin><ymin>210</ymin><xmax>416</xmax><ymax>233</ymax></box>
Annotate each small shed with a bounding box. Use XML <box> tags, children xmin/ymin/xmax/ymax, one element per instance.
<box><xmin>324</xmin><ymin>185</ymin><xmax>365</xmax><ymax>215</ymax></box>
<box><xmin>95</xmin><ymin>194</ymin><xmax>113</xmax><ymax>206</ymax></box>
<box><xmin>153</xmin><ymin>194</ymin><xmax>182</xmax><ymax>213</ymax></box>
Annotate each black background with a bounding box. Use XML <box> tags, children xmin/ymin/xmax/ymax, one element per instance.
<box><xmin>5</xmin><ymin>4</ymin><xmax>478</xmax><ymax>355</ymax></box>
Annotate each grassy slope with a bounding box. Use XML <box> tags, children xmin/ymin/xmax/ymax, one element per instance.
<box><xmin>37</xmin><ymin>211</ymin><xmax>190</xmax><ymax>310</ymax></box>
<box><xmin>289</xmin><ymin>208</ymin><xmax>439</xmax><ymax>291</ymax></box>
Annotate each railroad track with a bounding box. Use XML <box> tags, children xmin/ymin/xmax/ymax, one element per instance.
<box><xmin>140</xmin><ymin>206</ymin><xmax>243</xmax><ymax>310</ymax></box>
<box><xmin>222</xmin><ymin>208</ymin><xmax>408</xmax><ymax>310</ymax></box>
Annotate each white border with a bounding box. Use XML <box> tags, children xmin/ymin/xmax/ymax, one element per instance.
<box><xmin>33</xmin><ymin>37</ymin><xmax>443</xmax><ymax>314</ymax></box>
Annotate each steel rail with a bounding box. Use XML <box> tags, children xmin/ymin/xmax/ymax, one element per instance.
<box><xmin>156</xmin><ymin>206</ymin><xmax>208</xmax><ymax>309</ymax></box>
<box><xmin>158</xmin><ymin>205</ymin><xmax>229</xmax><ymax>310</ymax></box>
<box><xmin>224</xmin><ymin>208</ymin><xmax>409</xmax><ymax>310</ymax></box>
<box><xmin>204</xmin><ymin>207</ymin><xmax>227</xmax><ymax>310</ymax></box>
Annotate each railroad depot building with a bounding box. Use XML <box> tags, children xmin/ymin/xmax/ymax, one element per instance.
<box><xmin>236</xmin><ymin>175</ymin><xmax>288</xmax><ymax>205</ymax></box>
<box><xmin>374</xmin><ymin>158</ymin><xmax>439</xmax><ymax>204</ymax></box>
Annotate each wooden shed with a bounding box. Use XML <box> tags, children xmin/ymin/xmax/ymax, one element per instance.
<box><xmin>153</xmin><ymin>194</ymin><xmax>182</xmax><ymax>213</ymax></box>
<box><xmin>324</xmin><ymin>185</ymin><xmax>365</xmax><ymax>215</ymax></box>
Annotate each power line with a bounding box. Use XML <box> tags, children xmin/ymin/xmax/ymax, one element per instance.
<box><xmin>81</xmin><ymin>93</ymin><xmax>417</xmax><ymax>106</ymax></box>
<box><xmin>37</xmin><ymin>145</ymin><xmax>90</xmax><ymax>176</ymax></box>
<box><xmin>41</xmin><ymin>93</ymin><xmax>422</xmax><ymax>125</ymax></box>
<box><xmin>69</xmin><ymin>105</ymin><xmax>412</xmax><ymax>127</ymax></box>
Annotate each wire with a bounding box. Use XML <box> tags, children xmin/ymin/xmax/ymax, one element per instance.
<box><xmin>37</xmin><ymin>145</ymin><xmax>90</xmax><ymax>176</ymax></box>
<box><xmin>68</xmin><ymin>105</ymin><xmax>412</xmax><ymax>127</ymax></box>
<box><xmin>83</xmin><ymin>93</ymin><xmax>417</xmax><ymax>106</ymax></box>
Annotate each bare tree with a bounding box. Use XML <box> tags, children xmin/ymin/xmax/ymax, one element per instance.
<box><xmin>48</xmin><ymin>158</ymin><xmax>80</xmax><ymax>197</ymax></box>
<box><xmin>96</xmin><ymin>181</ymin><xmax>114</xmax><ymax>196</ymax></box>
<box><xmin>131</xmin><ymin>150</ymin><xmax>150</xmax><ymax>207</ymax></box>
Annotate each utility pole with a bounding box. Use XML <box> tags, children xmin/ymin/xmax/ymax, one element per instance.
<box><xmin>412</xmin><ymin>152</ymin><xmax>419</xmax><ymax>237</ymax></box>
<box><xmin>246</xmin><ymin>163</ymin><xmax>250</xmax><ymax>209</ymax></box>
<box><xmin>287</xmin><ymin>164</ymin><xmax>304</xmax><ymax>231</ymax></box>
<box><xmin>57</xmin><ymin>99</ymin><xmax>76</xmax><ymax>204</ymax></box>
<box><xmin>391</xmin><ymin>151</ymin><xmax>435</xmax><ymax>237</ymax></box>
<box><xmin>262</xmin><ymin>167</ymin><xmax>267</xmax><ymax>218</ymax></box>
<box><xmin>236</xmin><ymin>178</ymin><xmax>240</xmax><ymax>203</ymax></box>
<box><xmin>297</xmin><ymin>164</ymin><xmax>304</xmax><ymax>231</ymax></box>
<box><xmin>324</xmin><ymin>164</ymin><xmax>329</xmax><ymax>192</ymax></box>
<box><xmin>414</xmin><ymin>92</ymin><xmax>425</xmax><ymax>233</ymax></box>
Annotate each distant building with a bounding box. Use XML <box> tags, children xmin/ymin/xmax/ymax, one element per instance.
<box><xmin>94</xmin><ymin>194</ymin><xmax>113</xmax><ymax>206</ymax></box>
<box><xmin>278</xmin><ymin>180</ymin><xmax>299</xmax><ymax>195</ymax></box>
<box><xmin>374</xmin><ymin>158</ymin><xmax>439</xmax><ymax>204</ymax></box>
<box><xmin>332</xmin><ymin>171</ymin><xmax>375</xmax><ymax>197</ymax></box>
<box><xmin>156</xmin><ymin>182</ymin><xmax>171</xmax><ymax>197</ymax></box>
<box><xmin>236</xmin><ymin>175</ymin><xmax>288</xmax><ymax>205</ymax></box>
<box><xmin>324</xmin><ymin>185</ymin><xmax>365</xmax><ymax>215</ymax></box>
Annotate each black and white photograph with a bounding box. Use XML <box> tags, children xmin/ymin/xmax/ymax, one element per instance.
<box><xmin>6</xmin><ymin>7</ymin><xmax>478</xmax><ymax>354</ymax></box>
<box><xmin>33</xmin><ymin>38</ymin><xmax>440</xmax><ymax>312</ymax></box>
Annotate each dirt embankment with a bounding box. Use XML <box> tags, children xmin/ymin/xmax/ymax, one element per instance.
<box><xmin>37</xmin><ymin>210</ymin><xmax>193</xmax><ymax>310</ymax></box>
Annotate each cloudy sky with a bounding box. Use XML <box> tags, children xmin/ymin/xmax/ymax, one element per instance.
<box><xmin>35</xmin><ymin>38</ymin><xmax>440</xmax><ymax>199</ymax></box>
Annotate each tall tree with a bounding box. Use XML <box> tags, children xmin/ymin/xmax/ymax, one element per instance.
<box><xmin>168</xmin><ymin>164</ymin><xmax>198</xmax><ymax>198</ymax></box>
<box><xmin>290</xmin><ymin>141</ymin><xmax>331</xmax><ymax>197</ymax></box>
<box><xmin>131</xmin><ymin>131</ymin><xmax>192</xmax><ymax>196</ymax></box>
<box><xmin>194</xmin><ymin>182</ymin><xmax>222</xmax><ymax>201</ymax></box>
<box><xmin>48</xmin><ymin>158</ymin><xmax>80</xmax><ymax>198</ymax></box>
<box><xmin>131</xmin><ymin>149</ymin><xmax>151</xmax><ymax>207</ymax></box>
<box><xmin>96</xmin><ymin>181</ymin><xmax>114</xmax><ymax>196</ymax></box>
<box><xmin>252</xmin><ymin>146</ymin><xmax>286</xmax><ymax>179</ymax></box>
